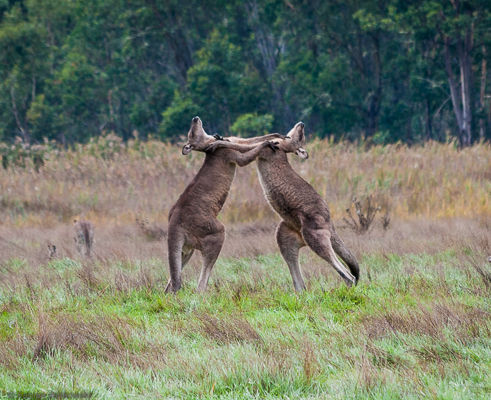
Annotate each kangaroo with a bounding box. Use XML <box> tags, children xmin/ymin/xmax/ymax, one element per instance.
<box><xmin>206</xmin><ymin>122</ymin><xmax>360</xmax><ymax>290</ymax></box>
<box><xmin>166</xmin><ymin>116</ymin><xmax>282</xmax><ymax>293</ymax></box>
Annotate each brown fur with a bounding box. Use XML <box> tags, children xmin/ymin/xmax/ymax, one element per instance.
<box><xmin>206</xmin><ymin>122</ymin><xmax>360</xmax><ymax>289</ymax></box>
<box><xmin>166</xmin><ymin>117</ymin><xmax>282</xmax><ymax>293</ymax></box>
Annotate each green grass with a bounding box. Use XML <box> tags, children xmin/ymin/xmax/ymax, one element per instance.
<box><xmin>0</xmin><ymin>250</ymin><xmax>490</xmax><ymax>399</ymax></box>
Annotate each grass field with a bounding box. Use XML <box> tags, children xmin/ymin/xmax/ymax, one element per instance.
<box><xmin>0</xmin><ymin>139</ymin><xmax>490</xmax><ymax>399</ymax></box>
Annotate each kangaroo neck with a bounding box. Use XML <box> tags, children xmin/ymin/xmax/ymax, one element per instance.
<box><xmin>203</xmin><ymin>152</ymin><xmax>237</xmax><ymax>179</ymax></box>
<box><xmin>256</xmin><ymin>151</ymin><xmax>295</xmax><ymax>201</ymax></box>
<box><xmin>257</xmin><ymin>151</ymin><xmax>291</xmax><ymax>175</ymax></box>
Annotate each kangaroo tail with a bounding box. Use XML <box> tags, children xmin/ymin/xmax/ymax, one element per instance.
<box><xmin>330</xmin><ymin>230</ymin><xmax>360</xmax><ymax>283</ymax></box>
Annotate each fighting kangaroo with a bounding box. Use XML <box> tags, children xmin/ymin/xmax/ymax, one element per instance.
<box><xmin>166</xmin><ymin>116</ymin><xmax>281</xmax><ymax>293</ymax></box>
<box><xmin>206</xmin><ymin>122</ymin><xmax>360</xmax><ymax>290</ymax></box>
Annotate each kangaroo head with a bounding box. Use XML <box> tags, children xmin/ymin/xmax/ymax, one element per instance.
<box><xmin>274</xmin><ymin>122</ymin><xmax>308</xmax><ymax>159</ymax></box>
<box><xmin>182</xmin><ymin>116</ymin><xmax>215</xmax><ymax>155</ymax></box>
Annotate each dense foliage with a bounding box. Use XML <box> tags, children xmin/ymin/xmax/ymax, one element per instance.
<box><xmin>0</xmin><ymin>0</ymin><xmax>489</xmax><ymax>145</ymax></box>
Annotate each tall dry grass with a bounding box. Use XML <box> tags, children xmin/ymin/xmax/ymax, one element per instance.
<box><xmin>0</xmin><ymin>138</ymin><xmax>489</xmax><ymax>228</ymax></box>
<box><xmin>0</xmin><ymin>137</ymin><xmax>489</xmax><ymax>270</ymax></box>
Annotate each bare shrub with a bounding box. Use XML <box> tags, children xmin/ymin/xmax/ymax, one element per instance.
<box><xmin>73</xmin><ymin>219</ymin><xmax>94</xmax><ymax>258</ymax></box>
<box><xmin>381</xmin><ymin>211</ymin><xmax>391</xmax><ymax>231</ymax></box>
<box><xmin>47</xmin><ymin>243</ymin><xmax>57</xmax><ymax>260</ymax></box>
<box><xmin>344</xmin><ymin>195</ymin><xmax>389</xmax><ymax>234</ymax></box>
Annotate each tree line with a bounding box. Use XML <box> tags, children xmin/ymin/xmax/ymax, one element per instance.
<box><xmin>0</xmin><ymin>0</ymin><xmax>489</xmax><ymax>146</ymax></box>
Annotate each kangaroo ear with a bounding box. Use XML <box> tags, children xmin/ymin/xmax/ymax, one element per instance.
<box><xmin>295</xmin><ymin>122</ymin><xmax>305</xmax><ymax>143</ymax></box>
<box><xmin>188</xmin><ymin>118</ymin><xmax>198</xmax><ymax>139</ymax></box>
<box><xmin>297</xmin><ymin>129</ymin><xmax>304</xmax><ymax>142</ymax></box>
<box><xmin>287</xmin><ymin>122</ymin><xmax>305</xmax><ymax>143</ymax></box>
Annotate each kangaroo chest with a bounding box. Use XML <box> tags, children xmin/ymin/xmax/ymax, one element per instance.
<box><xmin>179</xmin><ymin>157</ymin><xmax>236</xmax><ymax>218</ymax></box>
<box><xmin>206</xmin><ymin>162</ymin><xmax>236</xmax><ymax>214</ymax></box>
<box><xmin>257</xmin><ymin>160</ymin><xmax>301</xmax><ymax>227</ymax></box>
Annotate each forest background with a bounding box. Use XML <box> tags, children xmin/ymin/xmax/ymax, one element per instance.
<box><xmin>0</xmin><ymin>0</ymin><xmax>490</xmax><ymax>147</ymax></box>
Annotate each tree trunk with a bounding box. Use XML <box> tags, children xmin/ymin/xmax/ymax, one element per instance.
<box><xmin>444</xmin><ymin>1</ymin><xmax>474</xmax><ymax>147</ymax></box>
<box><xmin>245</xmin><ymin>1</ymin><xmax>276</xmax><ymax>78</ymax></box>
<box><xmin>479</xmin><ymin>45</ymin><xmax>487</xmax><ymax>140</ymax></box>
<box><xmin>147</xmin><ymin>0</ymin><xmax>193</xmax><ymax>86</ymax></box>
<box><xmin>10</xmin><ymin>86</ymin><xmax>30</xmax><ymax>144</ymax></box>
<box><xmin>366</xmin><ymin>33</ymin><xmax>382</xmax><ymax>138</ymax></box>
<box><xmin>458</xmin><ymin>27</ymin><xmax>473</xmax><ymax>146</ymax></box>
<box><xmin>444</xmin><ymin>36</ymin><xmax>465</xmax><ymax>145</ymax></box>
<box><xmin>244</xmin><ymin>0</ymin><xmax>292</xmax><ymax>129</ymax></box>
<box><xmin>164</xmin><ymin>27</ymin><xmax>193</xmax><ymax>84</ymax></box>
<box><xmin>425</xmin><ymin>98</ymin><xmax>432</xmax><ymax>140</ymax></box>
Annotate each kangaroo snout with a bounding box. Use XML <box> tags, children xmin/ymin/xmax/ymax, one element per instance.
<box><xmin>192</xmin><ymin>116</ymin><xmax>200</xmax><ymax>123</ymax></box>
<box><xmin>295</xmin><ymin>148</ymin><xmax>308</xmax><ymax>159</ymax></box>
<box><xmin>182</xmin><ymin>143</ymin><xmax>193</xmax><ymax>155</ymax></box>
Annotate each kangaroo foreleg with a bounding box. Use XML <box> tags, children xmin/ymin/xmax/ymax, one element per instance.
<box><xmin>233</xmin><ymin>141</ymin><xmax>278</xmax><ymax>166</ymax></box>
<box><xmin>205</xmin><ymin>141</ymin><xmax>260</xmax><ymax>153</ymax></box>
<box><xmin>276</xmin><ymin>221</ymin><xmax>307</xmax><ymax>291</ymax></box>
<box><xmin>228</xmin><ymin>133</ymin><xmax>284</xmax><ymax>145</ymax></box>
<box><xmin>205</xmin><ymin>140</ymin><xmax>276</xmax><ymax>159</ymax></box>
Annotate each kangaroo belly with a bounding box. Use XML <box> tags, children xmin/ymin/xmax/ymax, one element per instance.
<box><xmin>257</xmin><ymin>158</ymin><xmax>332</xmax><ymax>230</ymax></box>
<box><xmin>257</xmin><ymin>164</ymin><xmax>302</xmax><ymax>229</ymax></box>
<box><xmin>173</xmin><ymin>161</ymin><xmax>236</xmax><ymax>218</ymax></box>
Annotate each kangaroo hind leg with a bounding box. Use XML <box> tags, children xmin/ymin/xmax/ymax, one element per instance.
<box><xmin>197</xmin><ymin>223</ymin><xmax>225</xmax><ymax>292</ymax></box>
<box><xmin>301</xmin><ymin>223</ymin><xmax>356</xmax><ymax>286</ymax></box>
<box><xmin>276</xmin><ymin>221</ymin><xmax>306</xmax><ymax>291</ymax></box>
